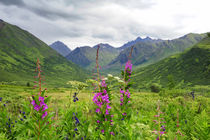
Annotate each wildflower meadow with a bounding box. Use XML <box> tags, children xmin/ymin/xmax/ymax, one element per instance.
<box><xmin>0</xmin><ymin>46</ymin><xmax>209</xmax><ymax>140</ymax></box>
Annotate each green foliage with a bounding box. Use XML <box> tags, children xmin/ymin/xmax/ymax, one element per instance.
<box><xmin>167</xmin><ymin>74</ymin><xmax>176</xmax><ymax>89</ymax></box>
<box><xmin>191</xmin><ymin>110</ymin><xmax>210</xmax><ymax>139</ymax></box>
<box><xmin>0</xmin><ymin>133</ymin><xmax>7</xmax><ymax>140</ymax></box>
<box><xmin>207</xmin><ymin>32</ymin><xmax>210</xmax><ymax>37</ymax></box>
<box><xmin>150</xmin><ymin>83</ymin><xmax>162</xmax><ymax>93</ymax></box>
<box><xmin>160</xmin><ymin>88</ymin><xmax>191</xmax><ymax>97</ymax></box>
<box><xmin>26</xmin><ymin>82</ymin><xmax>30</xmax><ymax>87</ymax></box>
<box><xmin>108</xmin><ymin>33</ymin><xmax>206</xmax><ymax>73</ymax></box>
<box><xmin>133</xmin><ymin>37</ymin><xmax>210</xmax><ymax>87</ymax></box>
<box><xmin>0</xmin><ymin>21</ymin><xmax>88</xmax><ymax>87</ymax></box>
<box><xmin>0</xmin><ymin>85</ymin><xmax>209</xmax><ymax>139</ymax></box>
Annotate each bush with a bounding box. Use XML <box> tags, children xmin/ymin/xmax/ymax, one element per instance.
<box><xmin>207</xmin><ymin>32</ymin><xmax>210</xmax><ymax>37</ymax></box>
<box><xmin>26</xmin><ymin>82</ymin><xmax>30</xmax><ymax>87</ymax></box>
<box><xmin>150</xmin><ymin>83</ymin><xmax>161</xmax><ymax>93</ymax></box>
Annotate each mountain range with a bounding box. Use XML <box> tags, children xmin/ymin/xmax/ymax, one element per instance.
<box><xmin>119</xmin><ymin>36</ymin><xmax>163</xmax><ymax>50</ymax></box>
<box><xmin>0</xmin><ymin>19</ymin><xmax>209</xmax><ymax>88</ymax></box>
<box><xmin>0</xmin><ymin>20</ymin><xmax>87</xmax><ymax>86</ymax></box>
<box><xmin>51</xmin><ymin>34</ymin><xmax>204</xmax><ymax>73</ymax></box>
<box><xmin>66</xmin><ymin>43</ymin><xmax>120</xmax><ymax>70</ymax></box>
<box><xmin>133</xmin><ymin>35</ymin><xmax>210</xmax><ymax>88</ymax></box>
<box><xmin>106</xmin><ymin>33</ymin><xmax>205</xmax><ymax>73</ymax></box>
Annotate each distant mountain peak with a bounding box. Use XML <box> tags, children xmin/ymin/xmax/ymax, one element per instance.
<box><xmin>119</xmin><ymin>36</ymin><xmax>157</xmax><ymax>50</ymax></box>
<box><xmin>93</xmin><ymin>43</ymin><xmax>114</xmax><ymax>49</ymax></box>
<box><xmin>51</xmin><ymin>41</ymin><xmax>67</xmax><ymax>46</ymax></box>
<box><xmin>144</xmin><ymin>36</ymin><xmax>152</xmax><ymax>40</ymax></box>
<box><xmin>136</xmin><ymin>36</ymin><xmax>142</xmax><ymax>40</ymax></box>
<box><xmin>50</xmin><ymin>41</ymin><xmax>71</xmax><ymax>57</ymax></box>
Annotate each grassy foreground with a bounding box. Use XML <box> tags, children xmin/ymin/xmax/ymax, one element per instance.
<box><xmin>0</xmin><ymin>84</ymin><xmax>209</xmax><ymax>139</ymax></box>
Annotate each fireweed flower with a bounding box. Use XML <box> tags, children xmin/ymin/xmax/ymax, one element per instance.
<box><xmin>175</xmin><ymin>110</ymin><xmax>184</xmax><ymax>139</ymax></box>
<box><xmin>31</xmin><ymin>58</ymin><xmax>49</xmax><ymax>119</ymax></box>
<box><xmin>119</xmin><ymin>47</ymin><xmax>133</xmax><ymax>122</ymax></box>
<box><xmin>29</xmin><ymin>58</ymin><xmax>51</xmax><ymax>140</ymax></box>
<box><xmin>92</xmin><ymin>45</ymin><xmax>114</xmax><ymax>135</ymax></box>
<box><xmin>152</xmin><ymin>100</ymin><xmax>166</xmax><ymax>139</ymax></box>
<box><xmin>31</xmin><ymin>96</ymin><xmax>48</xmax><ymax>118</ymax></box>
<box><xmin>93</xmin><ymin>80</ymin><xmax>111</xmax><ymax>115</ymax></box>
<box><xmin>125</xmin><ymin>60</ymin><xmax>132</xmax><ymax>75</ymax></box>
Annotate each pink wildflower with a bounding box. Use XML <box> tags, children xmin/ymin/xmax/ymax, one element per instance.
<box><xmin>42</xmin><ymin>111</ymin><xmax>48</xmax><ymax>119</ymax></box>
<box><xmin>96</xmin><ymin>108</ymin><xmax>100</xmax><ymax>113</ymax></box>
<box><xmin>110</xmin><ymin>132</ymin><xmax>115</xmax><ymax>136</ymax></box>
<box><xmin>125</xmin><ymin>60</ymin><xmax>132</xmax><ymax>72</ymax></box>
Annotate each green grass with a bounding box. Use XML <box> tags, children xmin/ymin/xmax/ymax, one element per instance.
<box><xmin>0</xmin><ymin>85</ymin><xmax>209</xmax><ymax>139</ymax></box>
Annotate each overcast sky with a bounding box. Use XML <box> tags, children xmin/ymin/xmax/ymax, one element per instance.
<box><xmin>0</xmin><ymin>0</ymin><xmax>210</xmax><ymax>49</ymax></box>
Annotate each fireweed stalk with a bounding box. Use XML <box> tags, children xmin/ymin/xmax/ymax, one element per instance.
<box><xmin>152</xmin><ymin>100</ymin><xmax>166</xmax><ymax>140</ymax></box>
<box><xmin>175</xmin><ymin>110</ymin><xmax>184</xmax><ymax>139</ymax></box>
<box><xmin>92</xmin><ymin>45</ymin><xmax>114</xmax><ymax>136</ymax></box>
<box><xmin>119</xmin><ymin>46</ymin><xmax>133</xmax><ymax>120</ymax></box>
<box><xmin>30</xmin><ymin>58</ymin><xmax>51</xmax><ymax>140</ymax></box>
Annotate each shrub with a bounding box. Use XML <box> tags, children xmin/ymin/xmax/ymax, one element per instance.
<box><xmin>207</xmin><ymin>32</ymin><xmax>210</xmax><ymax>37</ymax></box>
<box><xmin>150</xmin><ymin>83</ymin><xmax>161</xmax><ymax>93</ymax></box>
<box><xmin>26</xmin><ymin>82</ymin><xmax>30</xmax><ymax>87</ymax></box>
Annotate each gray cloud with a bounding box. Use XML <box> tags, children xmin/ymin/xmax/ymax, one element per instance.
<box><xmin>0</xmin><ymin>0</ymin><xmax>25</xmax><ymax>6</ymax></box>
<box><xmin>0</xmin><ymin>0</ymin><xmax>209</xmax><ymax>49</ymax></box>
<box><xmin>0</xmin><ymin>0</ymin><xmax>83</xmax><ymax>20</ymax></box>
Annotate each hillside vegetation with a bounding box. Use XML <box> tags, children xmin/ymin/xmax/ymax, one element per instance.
<box><xmin>133</xmin><ymin>36</ymin><xmax>210</xmax><ymax>88</ymax></box>
<box><xmin>0</xmin><ymin>21</ymin><xmax>88</xmax><ymax>86</ymax></box>
<box><xmin>108</xmin><ymin>33</ymin><xmax>206</xmax><ymax>73</ymax></box>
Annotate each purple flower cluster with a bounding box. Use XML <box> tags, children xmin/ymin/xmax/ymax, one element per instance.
<box><xmin>120</xmin><ymin>89</ymin><xmax>131</xmax><ymax>106</ymax></box>
<box><xmin>31</xmin><ymin>96</ymin><xmax>48</xmax><ymax>119</ymax></box>
<box><xmin>93</xmin><ymin>80</ymin><xmax>111</xmax><ymax>115</ymax></box>
<box><xmin>73</xmin><ymin>92</ymin><xmax>79</xmax><ymax>102</ymax></box>
<box><xmin>125</xmin><ymin>60</ymin><xmax>132</xmax><ymax>75</ymax></box>
<box><xmin>119</xmin><ymin>60</ymin><xmax>132</xmax><ymax>106</ymax></box>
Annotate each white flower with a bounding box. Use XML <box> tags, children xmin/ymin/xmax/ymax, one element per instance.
<box><xmin>107</xmin><ymin>74</ymin><xmax>113</xmax><ymax>78</ymax></box>
<box><xmin>114</xmin><ymin>76</ymin><xmax>120</xmax><ymax>80</ymax></box>
<box><xmin>102</xmin><ymin>77</ymin><xmax>108</xmax><ymax>80</ymax></box>
<box><xmin>118</xmin><ymin>80</ymin><xmax>124</xmax><ymax>83</ymax></box>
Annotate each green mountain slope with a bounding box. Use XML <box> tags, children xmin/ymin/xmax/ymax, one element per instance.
<box><xmin>108</xmin><ymin>33</ymin><xmax>206</xmax><ymax>73</ymax></box>
<box><xmin>66</xmin><ymin>43</ymin><xmax>120</xmax><ymax>70</ymax></box>
<box><xmin>0</xmin><ymin>20</ymin><xmax>88</xmax><ymax>86</ymax></box>
<box><xmin>133</xmin><ymin>36</ymin><xmax>210</xmax><ymax>88</ymax></box>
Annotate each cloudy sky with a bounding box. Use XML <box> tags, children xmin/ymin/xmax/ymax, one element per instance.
<box><xmin>0</xmin><ymin>0</ymin><xmax>210</xmax><ymax>49</ymax></box>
